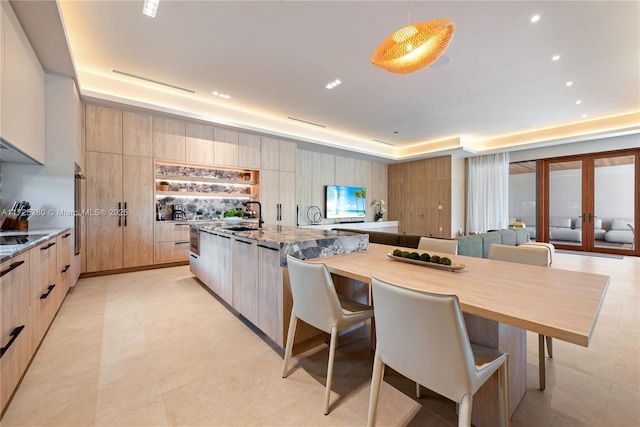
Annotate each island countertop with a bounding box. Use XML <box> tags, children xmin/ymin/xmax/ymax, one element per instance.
<box><xmin>192</xmin><ymin>222</ymin><xmax>369</xmax><ymax>266</ymax></box>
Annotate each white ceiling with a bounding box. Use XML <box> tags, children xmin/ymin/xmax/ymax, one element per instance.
<box><xmin>20</xmin><ymin>1</ymin><xmax>640</xmax><ymax>160</ymax></box>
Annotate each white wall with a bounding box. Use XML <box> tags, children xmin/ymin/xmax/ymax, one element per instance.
<box><xmin>2</xmin><ymin>74</ymin><xmax>77</xmax><ymax>228</ymax></box>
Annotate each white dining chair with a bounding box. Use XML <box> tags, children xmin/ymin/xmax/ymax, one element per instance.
<box><xmin>283</xmin><ymin>255</ymin><xmax>375</xmax><ymax>415</ymax></box>
<box><xmin>368</xmin><ymin>276</ymin><xmax>509</xmax><ymax>427</ymax></box>
<box><xmin>488</xmin><ymin>243</ymin><xmax>552</xmax><ymax>390</ymax></box>
<box><xmin>418</xmin><ymin>236</ymin><xmax>459</xmax><ymax>254</ymax></box>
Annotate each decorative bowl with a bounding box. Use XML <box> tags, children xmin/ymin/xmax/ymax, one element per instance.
<box><xmin>225</xmin><ymin>217</ymin><xmax>243</xmax><ymax>225</ymax></box>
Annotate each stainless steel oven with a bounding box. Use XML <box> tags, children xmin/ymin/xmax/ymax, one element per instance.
<box><xmin>189</xmin><ymin>227</ymin><xmax>200</xmax><ymax>255</ymax></box>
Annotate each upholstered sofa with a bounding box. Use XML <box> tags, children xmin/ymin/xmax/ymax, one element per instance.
<box><xmin>605</xmin><ymin>218</ymin><xmax>634</xmax><ymax>244</ymax></box>
<box><xmin>333</xmin><ymin>227</ymin><xmax>531</xmax><ymax>259</ymax></box>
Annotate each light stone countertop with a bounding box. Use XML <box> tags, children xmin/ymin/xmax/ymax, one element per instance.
<box><xmin>0</xmin><ymin>228</ymin><xmax>71</xmax><ymax>262</ymax></box>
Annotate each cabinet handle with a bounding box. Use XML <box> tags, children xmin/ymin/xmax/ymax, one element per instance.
<box><xmin>258</xmin><ymin>244</ymin><xmax>279</xmax><ymax>251</ymax></box>
<box><xmin>124</xmin><ymin>202</ymin><xmax>128</xmax><ymax>226</ymax></box>
<box><xmin>118</xmin><ymin>203</ymin><xmax>122</xmax><ymax>227</ymax></box>
<box><xmin>1</xmin><ymin>260</ymin><xmax>25</xmax><ymax>277</ymax></box>
<box><xmin>41</xmin><ymin>242</ymin><xmax>56</xmax><ymax>251</ymax></box>
<box><xmin>0</xmin><ymin>325</ymin><xmax>25</xmax><ymax>358</ymax></box>
<box><xmin>190</xmin><ymin>254</ymin><xmax>198</xmax><ymax>259</ymax></box>
<box><xmin>40</xmin><ymin>284</ymin><xmax>56</xmax><ymax>299</ymax></box>
<box><xmin>175</xmin><ymin>223</ymin><xmax>190</xmax><ymax>226</ymax></box>
<box><xmin>219</xmin><ymin>235</ymin><xmax>231</xmax><ymax>239</ymax></box>
<box><xmin>62</xmin><ymin>233</ymin><xmax>71</xmax><ymax>239</ymax></box>
<box><xmin>236</xmin><ymin>239</ymin><xmax>253</xmax><ymax>245</ymax></box>
<box><xmin>175</xmin><ymin>241</ymin><xmax>190</xmax><ymax>245</ymax></box>
<box><xmin>61</xmin><ymin>264</ymin><xmax>71</xmax><ymax>273</ymax></box>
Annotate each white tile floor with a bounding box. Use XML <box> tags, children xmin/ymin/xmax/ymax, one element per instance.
<box><xmin>2</xmin><ymin>252</ymin><xmax>639</xmax><ymax>426</ymax></box>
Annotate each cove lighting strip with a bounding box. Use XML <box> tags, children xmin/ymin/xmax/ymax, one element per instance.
<box><xmin>155</xmin><ymin>194</ymin><xmax>253</xmax><ymax>200</ymax></box>
<box><xmin>159</xmin><ymin>179</ymin><xmax>251</xmax><ymax>187</ymax></box>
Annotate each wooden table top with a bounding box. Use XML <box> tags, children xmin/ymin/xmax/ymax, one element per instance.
<box><xmin>310</xmin><ymin>243</ymin><xmax>610</xmax><ymax>347</ymax></box>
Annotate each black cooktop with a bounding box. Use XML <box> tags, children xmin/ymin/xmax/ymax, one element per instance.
<box><xmin>0</xmin><ymin>234</ymin><xmax>48</xmax><ymax>246</ymax></box>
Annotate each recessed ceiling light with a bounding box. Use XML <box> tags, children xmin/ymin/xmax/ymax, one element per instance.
<box><xmin>552</xmin><ymin>55</ymin><xmax>561</xmax><ymax>61</ymax></box>
<box><xmin>143</xmin><ymin>0</ymin><xmax>159</xmax><ymax>17</ymax></box>
<box><xmin>325</xmin><ymin>79</ymin><xmax>342</xmax><ymax>90</ymax></box>
<box><xmin>212</xmin><ymin>91</ymin><xmax>231</xmax><ymax>99</ymax></box>
<box><xmin>530</xmin><ymin>15</ymin><xmax>541</xmax><ymax>23</ymax></box>
<box><xmin>576</xmin><ymin>100</ymin><xmax>582</xmax><ymax>105</ymax></box>
<box><xmin>582</xmin><ymin>114</ymin><xmax>588</xmax><ymax>118</ymax></box>
<box><xmin>566</xmin><ymin>81</ymin><xmax>573</xmax><ymax>86</ymax></box>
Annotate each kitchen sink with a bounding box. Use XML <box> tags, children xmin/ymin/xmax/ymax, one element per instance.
<box><xmin>224</xmin><ymin>226</ymin><xmax>259</xmax><ymax>232</ymax></box>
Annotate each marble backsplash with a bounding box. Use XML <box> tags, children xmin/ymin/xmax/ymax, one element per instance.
<box><xmin>157</xmin><ymin>197</ymin><xmax>248</xmax><ymax>221</ymax></box>
<box><xmin>156</xmin><ymin>164</ymin><xmax>250</xmax><ymax>180</ymax></box>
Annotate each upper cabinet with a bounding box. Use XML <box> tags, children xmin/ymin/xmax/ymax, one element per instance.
<box><xmin>123</xmin><ymin>110</ymin><xmax>153</xmax><ymax>157</ymax></box>
<box><xmin>238</xmin><ymin>132</ymin><xmax>261</xmax><ymax>169</ymax></box>
<box><xmin>153</xmin><ymin>116</ymin><xmax>186</xmax><ymax>161</ymax></box>
<box><xmin>1</xmin><ymin>1</ymin><xmax>45</xmax><ymax>163</ymax></box>
<box><xmin>215</xmin><ymin>128</ymin><xmax>239</xmax><ymax>166</ymax></box>
<box><xmin>85</xmin><ymin>104</ymin><xmax>122</xmax><ymax>153</ymax></box>
<box><xmin>261</xmin><ymin>137</ymin><xmax>296</xmax><ymax>172</ymax></box>
<box><xmin>185</xmin><ymin>122</ymin><xmax>215</xmax><ymax>164</ymax></box>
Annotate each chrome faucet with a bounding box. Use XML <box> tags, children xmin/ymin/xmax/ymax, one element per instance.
<box><xmin>244</xmin><ymin>201</ymin><xmax>263</xmax><ymax>229</ymax></box>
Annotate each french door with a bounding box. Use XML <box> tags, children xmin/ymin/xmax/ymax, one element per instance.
<box><xmin>539</xmin><ymin>149</ymin><xmax>639</xmax><ymax>256</ymax></box>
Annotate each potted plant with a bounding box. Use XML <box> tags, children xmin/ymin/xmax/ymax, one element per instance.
<box><xmin>159</xmin><ymin>181</ymin><xmax>169</xmax><ymax>191</ymax></box>
<box><xmin>373</xmin><ymin>199</ymin><xmax>386</xmax><ymax>221</ymax></box>
<box><xmin>223</xmin><ymin>208</ymin><xmax>244</xmax><ymax>224</ymax></box>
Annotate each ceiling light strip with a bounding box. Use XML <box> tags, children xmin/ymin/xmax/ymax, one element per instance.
<box><xmin>112</xmin><ymin>69</ymin><xmax>195</xmax><ymax>93</ymax></box>
<box><xmin>287</xmin><ymin>117</ymin><xmax>326</xmax><ymax>128</ymax></box>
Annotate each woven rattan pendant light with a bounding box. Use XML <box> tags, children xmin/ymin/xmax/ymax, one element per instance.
<box><xmin>371</xmin><ymin>3</ymin><xmax>455</xmax><ymax>75</ymax></box>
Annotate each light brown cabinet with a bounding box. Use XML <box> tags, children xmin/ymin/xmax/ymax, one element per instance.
<box><xmin>238</xmin><ymin>132</ymin><xmax>261</xmax><ymax>169</ymax></box>
<box><xmin>185</xmin><ymin>122</ymin><xmax>215</xmax><ymax>164</ymax></box>
<box><xmin>260</xmin><ymin>170</ymin><xmax>296</xmax><ymax>226</ymax></box>
<box><xmin>1</xmin><ymin>231</ymin><xmax>71</xmax><ymax>415</ymax></box>
<box><xmin>123</xmin><ymin>110</ymin><xmax>153</xmax><ymax>157</ymax></box>
<box><xmin>261</xmin><ymin>137</ymin><xmax>296</xmax><ymax>172</ymax></box>
<box><xmin>85</xmin><ymin>151</ymin><xmax>153</xmax><ymax>272</ymax></box>
<box><xmin>232</xmin><ymin>237</ymin><xmax>258</xmax><ymax>324</ymax></box>
<box><xmin>153</xmin><ymin>116</ymin><xmax>186</xmax><ymax>161</ymax></box>
<box><xmin>257</xmin><ymin>244</ymin><xmax>284</xmax><ymax>345</ymax></box>
<box><xmin>85</xmin><ymin>104</ymin><xmax>123</xmax><ymax>154</ymax></box>
<box><xmin>0</xmin><ymin>252</ymin><xmax>31</xmax><ymax>414</ymax></box>
<box><xmin>154</xmin><ymin>222</ymin><xmax>191</xmax><ymax>263</ymax></box>
<box><xmin>214</xmin><ymin>128</ymin><xmax>239</xmax><ymax>166</ymax></box>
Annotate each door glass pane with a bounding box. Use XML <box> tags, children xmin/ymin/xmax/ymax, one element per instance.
<box><xmin>509</xmin><ymin>161</ymin><xmax>537</xmax><ymax>240</ymax></box>
<box><xmin>549</xmin><ymin>160</ymin><xmax>583</xmax><ymax>246</ymax></box>
<box><xmin>594</xmin><ymin>155</ymin><xmax>635</xmax><ymax>251</ymax></box>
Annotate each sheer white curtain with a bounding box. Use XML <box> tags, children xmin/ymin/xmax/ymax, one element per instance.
<box><xmin>467</xmin><ymin>152</ymin><xmax>510</xmax><ymax>233</ymax></box>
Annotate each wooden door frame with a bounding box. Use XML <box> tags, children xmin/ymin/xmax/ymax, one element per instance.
<box><xmin>538</xmin><ymin>148</ymin><xmax>639</xmax><ymax>257</ymax></box>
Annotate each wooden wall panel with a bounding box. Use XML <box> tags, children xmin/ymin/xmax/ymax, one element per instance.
<box><xmin>312</xmin><ymin>152</ymin><xmax>335</xmax><ymax>220</ymax></box>
<box><xmin>185</xmin><ymin>122</ymin><xmax>215</xmax><ymax>165</ymax></box>
<box><xmin>296</xmin><ymin>150</ymin><xmax>314</xmax><ymax>225</ymax></box>
<box><xmin>335</xmin><ymin>157</ymin><xmax>355</xmax><ymax>186</ymax></box>
<box><xmin>123</xmin><ymin>111</ymin><xmax>153</xmax><ymax>157</ymax></box>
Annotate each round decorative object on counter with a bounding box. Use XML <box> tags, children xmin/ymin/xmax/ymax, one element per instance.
<box><xmin>306</xmin><ymin>206</ymin><xmax>323</xmax><ymax>225</ymax></box>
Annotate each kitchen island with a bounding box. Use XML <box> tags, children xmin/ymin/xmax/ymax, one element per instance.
<box><xmin>190</xmin><ymin>223</ymin><xmax>368</xmax><ymax>347</ymax></box>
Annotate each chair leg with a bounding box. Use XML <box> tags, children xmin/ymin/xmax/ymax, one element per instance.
<box><xmin>545</xmin><ymin>335</ymin><xmax>553</xmax><ymax>358</ymax></box>
<box><xmin>324</xmin><ymin>326</ymin><xmax>338</xmax><ymax>415</ymax></box>
<box><xmin>500</xmin><ymin>359</ymin><xmax>510</xmax><ymax>427</ymax></box>
<box><xmin>458</xmin><ymin>393</ymin><xmax>473</xmax><ymax>427</ymax></box>
<box><xmin>538</xmin><ymin>334</ymin><xmax>546</xmax><ymax>390</ymax></box>
<box><xmin>367</xmin><ymin>350</ymin><xmax>385</xmax><ymax>427</ymax></box>
<box><xmin>282</xmin><ymin>309</ymin><xmax>298</xmax><ymax>378</ymax></box>
<box><xmin>416</xmin><ymin>382</ymin><xmax>421</xmax><ymax>398</ymax></box>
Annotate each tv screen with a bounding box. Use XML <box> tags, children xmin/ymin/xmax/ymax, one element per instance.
<box><xmin>325</xmin><ymin>185</ymin><xmax>366</xmax><ymax>219</ymax></box>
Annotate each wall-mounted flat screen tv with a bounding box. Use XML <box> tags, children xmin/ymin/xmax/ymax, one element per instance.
<box><xmin>325</xmin><ymin>185</ymin><xmax>366</xmax><ymax>219</ymax></box>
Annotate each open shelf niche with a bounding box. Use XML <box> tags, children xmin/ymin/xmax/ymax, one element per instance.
<box><xmin>155</xmin><ymin>161</ymin><xmax>259</xmax><ymax>220</ymax></box>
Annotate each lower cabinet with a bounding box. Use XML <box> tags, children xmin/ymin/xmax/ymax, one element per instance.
<box><xmin>154</xmin><ymin>222</ymin><xmax>191</xmax><ymax>263</ymax></box>
<box><xmin>0</xmin><ymin>252</ymin><xmax>31</xmax><ymax>413</ymax></box>
<box><xmin>1</xmin><ymin>231</ymin><xmax>70</xmax><ymax>415</ymax></box>
<box><xmin>232</xmin><ymin>237</ymin><xmax>258</xmax><ymax>325</ymax></box>
<box><xmin>257</xmin><ymin>244</ymin><xmax>284</xmax><ymax>346</ymax></box>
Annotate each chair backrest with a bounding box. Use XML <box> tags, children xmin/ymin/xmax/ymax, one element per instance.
<box><xmin>371</xmin><ymin>276</ymin><xmax>476</xmax><ymax>403</ymax></box>
<box><xmin>286</xmin><ymin>255</ymin><xmax>343</xmax><ymax>333</ymax></box>
<box><xmin>417</xmin><ymin>237</ymin><xmax>459</xmax><ymax>254</ymax></box>
<box><xmin>488</xmin><ymin>243</ymin><xmax>550</xmax><ymax>267</ymax></box>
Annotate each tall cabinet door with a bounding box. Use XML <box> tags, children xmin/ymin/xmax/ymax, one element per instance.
<box><xmin>260</xmin><ymin>170</ymin><xmax>279</xmax><ymax>224</ymax></box>
<box><xmin>86</xmin><ymin>151</ymin><xmax>123</xmax><ymax>272</ymax></box>
<box><xmin>279</xmin><ymin>171</ymin><xmax>297</xmax><ymax>226</ymax></box>
<box><xmin>123</xmin><ymin>155</ymin><xmax>154</xmax><ymax>268</ymax></box>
